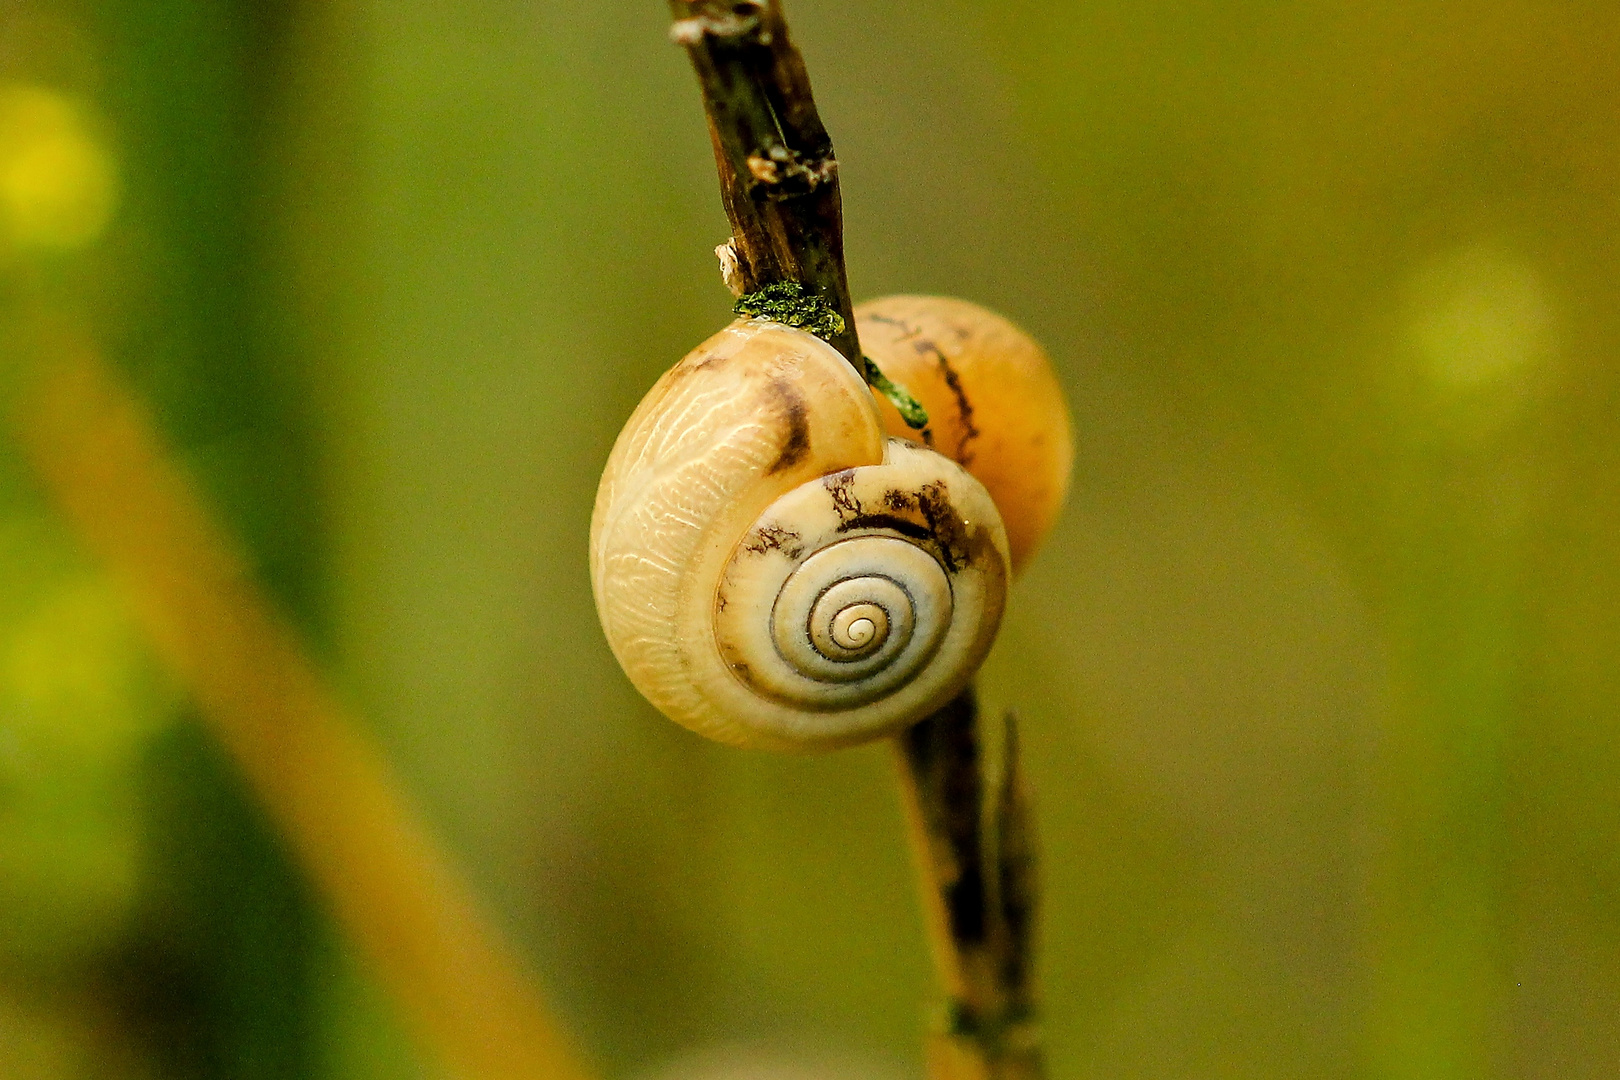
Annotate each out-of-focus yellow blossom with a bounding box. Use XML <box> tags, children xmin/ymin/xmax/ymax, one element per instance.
<box><xmin>0</xmin><ymin>84</ymin><xmax>117</xmax><ymax>255</ymax></box>
<box><xmin>0</xmin><ymin>515</ymin><xmax>172</xmax><ymax>970</ymax></box>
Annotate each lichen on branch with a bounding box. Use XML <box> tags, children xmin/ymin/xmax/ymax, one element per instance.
<box><xmin>734</xmin><ymin>281</ymin><xmax>845</xmax><ymax>340</ymax></box>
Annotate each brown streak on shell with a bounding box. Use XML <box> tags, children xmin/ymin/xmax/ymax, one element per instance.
<box><xmin>823</xmin><ymin>469</ymin><xmax>861</xmax><ymax>521</ymax></box>
<box><xmin>832</xmin><ymin>479</ymin><xmax>972</xmax><ymax>573</ymax></box>
<box><xmin>740</xmin><ymin>523</ymin><xmax>805</xmax><ymax>560</ymax></box>
<box><xmin>912</xmin><ymin>337</ymin><xmax>981</xmax><ymax>467</ymax></box>
<box><xmin>764</xmin><ymin>376</ymin><xmax>811</xmax><ymax>475</ymax></box>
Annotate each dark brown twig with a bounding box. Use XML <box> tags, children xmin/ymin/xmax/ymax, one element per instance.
<box><xmin>896</xmin><ymin>695</ymin><xmax>1043</xmax><ymax>1080</ymax></box>
<box><xmin>668</xmin><ymin>0</ymin><xmax>861</xmax><ymax>364</ymax></box>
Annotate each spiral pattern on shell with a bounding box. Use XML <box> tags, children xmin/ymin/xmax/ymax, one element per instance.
<box><xmin>590</xmin><ymin>318</ymin><xmax>1011</xmax><ymax>751</ymax></box>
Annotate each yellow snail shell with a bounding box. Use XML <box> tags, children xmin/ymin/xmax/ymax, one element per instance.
<box><xmin>590</xmin><ymin>318</ymin><xmax>1011</xmax><ymax>751</ymax></box>
<box><xmin>856</xmin><ymin>295</ymin><xmax>1074</xmax><ymax>573</ymax></box>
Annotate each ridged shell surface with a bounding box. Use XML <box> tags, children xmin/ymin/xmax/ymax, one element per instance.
<box><xmin>590</xmin><ymin>318</ymin><xmax>1010</xmax><ymax>751</ymax></box>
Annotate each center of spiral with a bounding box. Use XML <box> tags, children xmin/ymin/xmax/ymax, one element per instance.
<box><xmin>829</xmin><ymin>603</ymin><xmax>888</xmax><ymax>654</ymax></box>
<box><xmin>755</xmin><ymin>538</ymin><xmax>952</xmax><ymax>695</ymax></box>
<box><xmin>810</xmin><ymin>593</ymin><xmax>892</xmax><ymax>661</ymax></box>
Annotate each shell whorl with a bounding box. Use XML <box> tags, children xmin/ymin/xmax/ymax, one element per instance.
<box><xmin>591</xmin><ymin>318</ymin><xmax>1011</xmax><ymax>751</ymax></box>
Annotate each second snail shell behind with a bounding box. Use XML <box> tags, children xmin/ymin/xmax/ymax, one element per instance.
<box><xmin>590</xmin><ymin>318</ymin><xmax>1011</xmax><ymax>751</ymax></box>
<box><xmin>857</xmin><ymin>295</ymin><xmax>1073</xmax><ymax>573</ymax></box>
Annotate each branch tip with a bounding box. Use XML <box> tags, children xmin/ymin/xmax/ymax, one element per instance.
<box><xmin>670</xmin><ymin>0</ymin><xmax>860</xmax><ymax>366</ymax></box>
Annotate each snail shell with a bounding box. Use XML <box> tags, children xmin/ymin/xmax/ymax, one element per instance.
<box><xmin>591</xmin><ymin>318</ymin><xmax>1011</xmax><ymax>751</ymax></box>
<box><xmin>856</xmin><ymin>295</ymin><xmax>1073</xmax><ymax>573</ymax></box>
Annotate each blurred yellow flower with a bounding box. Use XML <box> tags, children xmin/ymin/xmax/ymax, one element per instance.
<box><xmin>0</xmin><ymin>516</ymin><xmax>171</xmax><ymax>971</ymax></box>
<box><xmin>0</xmin><ymin>84</ymin><xmax>117</xmax><ymax>255</ymax></box>
<box><xmin>1407</xmin><ymin>243</ymin><xmax>1554</xmax><ymax>394</ymax></box>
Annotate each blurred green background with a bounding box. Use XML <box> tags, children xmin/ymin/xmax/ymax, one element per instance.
<box><xmin>3</xmin><ymin>0</ymin><xmax>1619</xmax><ymax>1077</ymax></box>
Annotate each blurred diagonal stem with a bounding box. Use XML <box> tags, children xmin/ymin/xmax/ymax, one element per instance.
<box><xmin>6</xmin><ymin>317</ymin><xmax>597</xmax><ymax>1080</ymax></box>
<box><xmin>670</xmin><ymin>4</ymin><xmax>1042</xmax><ymax>1076</ymax></box>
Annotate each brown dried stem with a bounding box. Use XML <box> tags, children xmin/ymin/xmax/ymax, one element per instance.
<box><xmin>894</xmin><ymin>695</ymin><xmax>1043</xmax><ymax>1080</ymax></box>
<box><xmin>8</xmin><ymin>321</ymin><xmax>596</xmax><ymax>1080</ymax></box>
<box><xmin>668</xmin><ymin>0</ymin><xmax>861</xmax><ymax>364</ymax></box>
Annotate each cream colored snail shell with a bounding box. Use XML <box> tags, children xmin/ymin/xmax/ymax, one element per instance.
<box><xmin>857</xmin><ymin>295</ymin><xmax>1074</xmax><ymax>574</ymax></box>
<box><xmin>590</xmin><ymin>318</ymin><xmax>1011</xmax><ymax>751</ymax></box>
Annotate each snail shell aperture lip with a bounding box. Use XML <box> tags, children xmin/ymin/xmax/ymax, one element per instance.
<box><xmin>590</xmin><ymin>318</ymin><xmax>1011</xmax><ymax>751</ymax></box>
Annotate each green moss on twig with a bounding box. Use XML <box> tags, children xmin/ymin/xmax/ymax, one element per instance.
<box><xmin>736</xmin><ymin>283</ymin><xmax>930</xmax><ymax>429</ymax></box>
<box><xmin>734</xmin><ymin>281</ymin><xmax>846</xmax><ymax>340</ymax></box>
